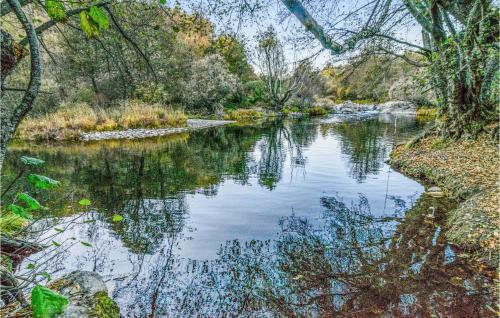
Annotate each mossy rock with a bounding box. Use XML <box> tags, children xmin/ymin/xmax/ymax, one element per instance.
<box><xmin>91</xmin><ymin>291</ymin><xmax>120</xmax><ymax>318</ymax></box>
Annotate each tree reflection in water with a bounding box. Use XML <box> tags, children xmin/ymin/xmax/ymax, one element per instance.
<box><xmin>110</xmin><ymin>194</ymin><xmax>494</xmax><ymax>317</ymax></box>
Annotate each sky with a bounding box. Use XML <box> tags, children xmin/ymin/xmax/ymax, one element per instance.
<box><xmin>181</xmin><ymin>0</ymin><xmax>424</xmax><ymax>70</ymax></box>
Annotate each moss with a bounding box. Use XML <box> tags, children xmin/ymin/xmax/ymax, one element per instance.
<box><xmin>91</xmin><ymin>291</ymin><xmax>120</xmax><ymax>318</ymax></box>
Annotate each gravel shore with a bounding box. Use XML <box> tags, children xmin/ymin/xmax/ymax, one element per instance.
<box><xmin>80</xmin><ymin>119</ymin><xmax>235</xmax><ymax>141</ymax></box>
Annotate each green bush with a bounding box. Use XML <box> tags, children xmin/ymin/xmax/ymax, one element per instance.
<box><xmin>308</xmin><ymin>106</ymin><xmax>328</xmax><ymax>117</ymax></box>
<box><xmin>224</xmin><ymin>108</ymin><xmax>264</xmax><ymax>121</ymax></box>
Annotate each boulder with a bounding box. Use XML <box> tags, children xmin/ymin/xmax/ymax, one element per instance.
<box><xmin>48</xmin><ymin>271</ymin><xmax>119</xmax><ymax>318</ymax></box>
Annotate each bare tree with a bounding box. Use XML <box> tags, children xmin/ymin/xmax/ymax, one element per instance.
<box><xmin>256</xmin><ymin>27</ymin><xmax>303</xmax><ymax>110</ymax></box>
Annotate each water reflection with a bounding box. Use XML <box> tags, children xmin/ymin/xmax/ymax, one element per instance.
<box><xmin>4</xmin><ymin>115</ymin><xmax>492</xmax><ymax>316</ymax></box>
<box><xmin>88</xmin><ymin>195</ymin><xmax>494</xmax><ymax>317</ymax></box>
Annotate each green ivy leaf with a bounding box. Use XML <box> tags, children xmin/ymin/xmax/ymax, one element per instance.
<box><xmin>17</xmin><ymin>192</ymin><xmax>41</xmax><ymax>210</ymax></box>
<box><xmin>27</xmin><ymin>263</ymin><xmax>36</xmax><ymax>270</ymax></box>
<box><xmin>111</xmin><ymin>214</ymin><xmax>123</xmax><ymax>222</ymax></box>
<box><xmin>159</xmin><ymin>0</ymin><xmax>167</xmax><ymax>4</ymax></box>
<box><xmin>45</xmin><ymin>0</ymin><xmax>66</xmax><ymax>22</ymax></box>
<box><xmin>88</xmin><ymin>6</ymin><xmax>109</xmax><ymax>30</ymax></box>
<box><xmin>31</xmin><ymin>285</ymin><xmax>68</xmax><ymax>318</ymax></box>
<box><xmin>80</xmin><ymin>11</ymin><xmax>99</xmax><ymax>38</ymax></box>
<box><xmin>8</xmin><ymin>204</ymin><xmax>32</xmax><ymax>219</ymax></box>
<box><xmin>81</xmin><ymin>241</ymin><xmax>93</xmax><ymax>247</ymax></box>
<box><xmin>54</xmin><ymin>227</ymin><xmax>64</xmax><ymax>232</ymax></box>
<box><xmin>28</xmin><ymin>174</ymin><xmax>60</xmax><ymax>190</ymax></box>
<box><xmin>78</xmin><ymin>198</ymin><xmax>91</xmax><ymax>206</ymax></box>
<box><xmin>21</xmin><ymin>156</ymin><xmax>45</xmax><ymax>166</ymax></box>
<box><xmin>52</xmin><ymin>241</ymin><xmax>61</xmax><ymax>247</ymax></box>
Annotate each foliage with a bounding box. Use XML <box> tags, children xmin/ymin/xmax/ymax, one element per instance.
<box><xmin>31</xmin><ymin>285</ymin><xmax>68</xmax><ymax>318</ymax></box>
<box><xmin>256</xmin><ymin>27</ymin><xmax>302</xmax><ymax>110</ymax></box>
<box><xmin>223</xmin><ymin>108</ymin><xmax>264</xmax><ymax>121</ymax></box>
<box><xmin>182</xmin><ymin>54</ymin><xmax>239</xmax><ymax>115</ymax></box>
<box><xmin>308</xmin><ymin>106</ymin><xmax>327</xmax><ymax>117</ymax></box>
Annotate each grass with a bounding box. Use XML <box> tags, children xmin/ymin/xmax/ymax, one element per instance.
<box><xmin>390</xmin><ymin>132</ymin><xmax>498</xmax><ymax>266</ymax></box>
<box><xmin>17</xmin><ymin>100</ymin><xmax>188</xmax><ymax>141</ymax></box>
<box><xmin>224</xmin><ymin>108</ymin><xmax>264</xmax><ymax>121</ymax></box>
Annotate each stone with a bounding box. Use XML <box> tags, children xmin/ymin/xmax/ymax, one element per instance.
<box><xmin>48</xmin><ymin>271</ymin><xmax>119</xmax><ymax>318</ymax></box>
<box><xmin>426</xmin><ymin>186</ymin><xmax>445</xmax><ymax>197</ymax></box>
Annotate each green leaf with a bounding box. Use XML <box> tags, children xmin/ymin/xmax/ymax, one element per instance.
<box><xmin>81</xmin><ymin>241</ymin><xmax>93</xmax><ymax>247</ymax></box>
<box><xmin>45</xmin><ymin>0</ymin><xmax>66</xmax><ymax>21</ymax></box>
<box><xmin>88</xmin><ymin>6</ymin><xmax>109</xmax><ymax>30</ymax></box>
<box><xmin>31</xmin><ymin>285</ymin><xmax>68</xmax><ymax>318</ymax></box>
<box><xmin>112</xmin><ymin>214</ymin><xmax>123</xmax><ymax>222</ymax></box>
<box><xmin>17</xmin><ymin>192</ymin><xmax>41</xmax><ymax>210</ymax></box>
<box><xmin>80</xmin><ymin>11</ymin><xmax>99</xmax><ymax>38</ymax></box>
<box><xmin>78</xmin><ymin>198</ymin><xmax>91</xmax><ymax>206</ymax></box>
<box><xmin>27</xmin><ymin>263</ymin><xmax>36</xmax><ymax>270</ymax></box>
<box><xmin>28</xmin><ymin>174</ymin><xmax>60</xmax><ymax>190</ymax></box>
<box><xmin>52</xmin><ymin>241</ymin><xmax>61</xmax><ymax>247</ymax></box>
<box><xmin>8</xmin><ymin>204</ymin><xmax>32</xmax><ymax>219</ymax></box>
<box><xmin>54</xmin><ymin>227</ymin><xmax>64</xmax><ymax>232</ymax></box>
<box><xmin>21</xmin><ymin>156</ymin><xmax>45</xmax><ymax>166</ymax></box>
<box><xmin>159</xmin><ymin>0</ymin><xmax>167</xmax><ymax>4</ymax></box>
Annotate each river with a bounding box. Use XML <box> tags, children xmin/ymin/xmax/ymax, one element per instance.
<box><xmin>2</xmin><ymin>114</ymin><xmax>495</xmax><ymax>317</ymax></box>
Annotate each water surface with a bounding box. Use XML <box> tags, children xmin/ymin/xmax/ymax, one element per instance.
<box><xmin>3</xmin><ymin>114</ymin><xmax>495</xmax><ymax>317</ymax></box>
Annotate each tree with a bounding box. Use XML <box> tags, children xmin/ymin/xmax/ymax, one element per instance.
<box><xmin>280</xmin><ymin>0</ymin><xmax>499</xmax><ymax>138</ymax></box>
<box><xmin>0</xmin><ymin>0</ymin><xmax>112</xmax><ymax>169</ymax></box>
<box><xmin>256</xmin><ymin>27</ymin><xmax>303</xmax><ymax>110</ymax></box>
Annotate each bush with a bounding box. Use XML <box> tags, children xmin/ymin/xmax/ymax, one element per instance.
<box><xmin>308</xmin><ymin>106</ymin><xmax>328</xmax><ymax>117</ymax></box>
<box><xmin>182</xmin><ymin>54</ymin><xmax>239</xmax><ymax>115</ymax></box>
<box><xmin>224</xmin><ymin>108</ymin><xmax>264</xmax><ymax>121</ymax></box>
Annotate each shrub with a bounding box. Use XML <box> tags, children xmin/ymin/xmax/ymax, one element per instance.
<box><xmin>224</xmin><ymin>108</ymin><xmax>264</xmax><ymax>121</ymax></box>
<box><xmin>308</xmin><ymin>106</ymin><xmax>328</xmax><ymax>117</ymax></box>
<box><xmin>182</xmin><ymin>54</ymin><xmax>239</xmax><ymax>115</ymax></box>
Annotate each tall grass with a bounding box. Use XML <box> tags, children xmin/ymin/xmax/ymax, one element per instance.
<box><xmin>17</xmin><ymin>101</ymin><xmax>187</xmax><ymax>141</ymax></box>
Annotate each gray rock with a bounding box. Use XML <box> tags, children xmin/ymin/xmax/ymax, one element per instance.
<box><xmin>48</xmin><ymin>271</ymin><xmax>119</xmax><ymax>318</ymax></box>
<box><xmin>426</xmin><ymin>186</ymin><xmax>444</xmax><ymax>197</ymax></box>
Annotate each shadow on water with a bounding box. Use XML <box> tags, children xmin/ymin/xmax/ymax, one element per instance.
<box><xmin>2</xmin><ymin>115</ymin><xmax>496</xmax><ymax>317</ymax></box>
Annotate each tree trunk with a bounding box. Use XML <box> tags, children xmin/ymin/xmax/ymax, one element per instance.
<box><xmin>0</xmin><ymin>0</ymin><xmax>41</xmax><ymax>171</ymax></box>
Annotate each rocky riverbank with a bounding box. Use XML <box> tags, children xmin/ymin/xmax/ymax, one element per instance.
<box><xmin>390</xmin><ymin>132</ymin><xmax>499</xmax><ymax>267</ymax></box>
<box><xmin>80</xmin><ymin>119</ymin><xmax>235</xmax><ymax>141</ymax></box>
<box><xmin>319</xmin><ymin>100</ymin><xmax>417</xmax><ymax>114</ymax></box>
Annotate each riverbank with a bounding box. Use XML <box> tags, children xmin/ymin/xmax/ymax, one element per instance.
<box><xmin>16</xmin><ymin>101</ymin><xmax>188</xmax><ymax>141</ymax></box>
<box><xmin>390</xmin><ymin>132</ymin><xmax>499</xmax><ymax>266</ymax></box>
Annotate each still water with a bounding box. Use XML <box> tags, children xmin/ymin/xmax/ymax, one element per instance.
<box><xmin>3</xmin><ymin>114</ymin><xmax>496</xmax><ymax>317</ymax></box>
